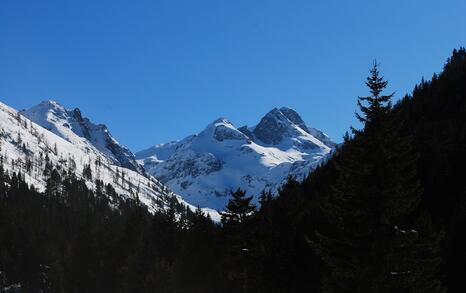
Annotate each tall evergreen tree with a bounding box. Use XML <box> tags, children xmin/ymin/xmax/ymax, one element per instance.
<box><xmin>45</xmin><ymin>169</ymin><xmax>62</xmax><ymax>198</ymax></box>
<box><xmin>82</xmin><ymin>164</ymin><xmax>93</xmax><ymax>181</ymax></box>
<box><xmin>221</xmin><ymin>188</ymin><xmax>256</xmax><ymax>226</ymax></box>
<box><xmin>221</xmin><ymin>189</ymin><xmax>256</xmax><ymax>293</ymax></box>
<box><xmin>354</xmin><ymin>61</ymin><xmax>394</xmax><ymax>130</ymax></box>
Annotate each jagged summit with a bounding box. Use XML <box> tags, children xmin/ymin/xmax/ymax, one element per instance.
<box><xmin>21</xmin><ymin>100</ymin><xmax>144</xmax><ymax>173</ymax></box>
<box><xmin>252</xmin><ymin>107</ymin><xmax>304</xmax><ymax>145</ymax></box>
<box><xmin>211</xmin><ymin>117</ymin><xmax>231</xmax><ymax>125</ymax></box>
<box><xmin>39</xmin><ymin>99</ymin><xmax>61</xmax><ymax>108</ymax></box>
<box><xmin>203</xmin><ymin>118</ymin><xmax>249</xmax><ymax>142</ymax></box>
<box><xmin>249</xmin><ymin>107</ymin><xmax>336</xmax><ymax>149</ymax></box>
<box><xmin>0</xmin><ymin>101</ymin><xmax>165</xmax><ymax>211</ymax></box>
<box><xmin>279</xmin><ymin>107</ymin><xmax>310</xmax><ymax>132</ymax></box>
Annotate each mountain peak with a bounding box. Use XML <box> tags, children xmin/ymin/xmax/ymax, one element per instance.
<box><xmin>71</xmin><ymin>107</ymin><xmax>83</xmax><ymax>120</ymax></box>
<box><xmin>40</xmin><ymin>99</ymin><xmax>61</xmax><ymax>106</ymax></box>
<box><xmin>262</xmin><ymin>107</ymin><xmax>286</xmax><ymax>119</ymax></box>
<box><xmin>0</xmin><ymin>100</ymin><xmax>205</xmax><ymax>220</ymax></box>
<box><xmin>260</xmin><ymin>107</ymin><xmax>304</xmax><ymax>125</ymax></box>
<box><xmin>211</xmin><ymin>117</ymin><xmax>232</xmax><ymax>125</ymax></box>
<box><xmin>202</xmin><ymin>117</ymin><xmax>248</xmax><ymax>142</ymax></box>
<box><xmin>253</xmin><ymin>107</ymin><xmax>306</xmax><ymax>145</ymax></box>
<box><xmin>279</xmin><ymin>107</ymin><xmax>309</xmax><ymax>132</ymax></box>
<box><xmin>22</xmin><ymin>100</ymin><xmax>144</xmax><ymax>173</ymax></box>
<box><xmin>38</xmin><ymin>99</ymin><xmax>66</xmax><ymax>111</ymax></box>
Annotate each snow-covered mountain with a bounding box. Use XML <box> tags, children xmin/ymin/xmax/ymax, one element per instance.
<box><xmin>0</xmin><ymin>101</ymin><xmax>219</xmax><ymax>220</ymax></box>
<box><xmin>21</xmin><ymin>100</ymin><xmax>144</xmax><ymax>173</ymax></box>
<box><xmin>2</xmin><ymin>100</ymin><xmax>333</xmax><ymax>215</ymax></box>
<box><xmin>136</xmin><ymin>107</ymin><xmax>335</xmax><ymax>210</ymax></box>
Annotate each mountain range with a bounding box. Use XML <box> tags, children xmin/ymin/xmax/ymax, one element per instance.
<box><xmin>1</xmin><ymin>100</ymin><xmax>334</xmax><ymax>212</ymax></box>
<box><xmin>0</xmin><ymin>100</ymin><xmax>221</xmax><ymax>220</ymax></box>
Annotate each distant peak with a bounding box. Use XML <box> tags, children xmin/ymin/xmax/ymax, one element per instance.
<box><xmin>22</xmin><ymin>100</ymin><xmax>143</xmax><ymax>173</ymax></box>
<box><xmin>72</xmin><ymin>107</ymin><xmax>82</xmax><ymax>116</ymax></box>
<box><xmin>261</xmin><ymin>107</ymin><xmax>301</xmax><ymax>124</ymax></box>
<box><xmin>32</xmin><ymin>100</ymin><xmax>68</xmax><ymax>115</ymax></box>
<box><xmin>265</xmin><ymin>107</ymin><xmax>282</xmax><ymax>116</ymax></box>
<box><xmin>263</xmin><ymin>107</ymin><xmax>309</xmax><ymax>131</ymax></box>
<box><xmin>279</xmin><ymin>107</ymin><xmax>300</xmax><ymax>116</ymax></box>
<box><xmin>199</xmin><ymin>117</ymin><xmax>247</xmax><ymax>142</ymax></box>
<box><xmin>263</xmin><ymin>106</ymin><xmax>296</xmax><ymax>115</ymax></box>
<box><xmin>66</xmin><ymin>108</ymin><xmax>84</xmax><ymax>122</ymax></box>
<box><xmin>39</xmin><ymin>99</ymin><xmax>63</xmax><ymax>108</ymax></box>
<box><xmin>252</xmin><ymin>107</ymin><xmax>311</xmax><ymax>145</ymax></box>
<box><xmin>211</xmin><ymin>117</ymin><xmax>231</xmax><ymax>125</ymax></box>
<box><xmin>279</xmin><ymin>107</ymin><xmax>309</xmax><ymax>132</ymax></box>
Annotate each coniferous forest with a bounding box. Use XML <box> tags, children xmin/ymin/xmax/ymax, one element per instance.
<box><xmin>1</xmin><ymin>48</ymin><xmax>466</xmax><ymax>292</ymax></box>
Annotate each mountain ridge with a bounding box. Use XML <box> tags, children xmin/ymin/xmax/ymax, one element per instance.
<box><xmin>0</xmin><ymin>100</ymin><xmax>220</xmax><ymax>220</ymax></box>
<box><xmin>21</xmin><ymin>100</ymin><xmax>145</xmax><ymax>174</ymax></box>
<box><xmin>3</xmin><ymin>99</ymin><xmax>334</xmax><ymax>214</ymax></box>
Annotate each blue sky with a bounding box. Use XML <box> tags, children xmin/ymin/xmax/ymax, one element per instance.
<box><xmin>1</xmin><ymin>0</ymin><xmax>465</xmax><ymax>151</ymax></box>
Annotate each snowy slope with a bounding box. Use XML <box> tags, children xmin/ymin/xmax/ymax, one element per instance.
<box><xmin>136</xmin><ymin>107</ymin><xmax>335</xmax><ymax>210</ymax></box>
<box><xmin>21</xmin><ymin>100</ymin><xmax>144</xmax><ymax>173</ymax></box>
<box><xmin>0</xmin><ymin>101</ymin><xmax>219</xmax><ymax>220</ymax></box>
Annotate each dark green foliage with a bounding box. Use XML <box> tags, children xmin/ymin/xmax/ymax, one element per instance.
<box><xmin>392</xmin><ymin>47</ymin><xmax>466</xmax><ymax>293</ymax></box>
<box><xmin>82</xmin><ymin>164</ymin><xmax>92</xmax><ymax>181</ymax></box>
<box><xmin>45</xmin><ymin>169</ymin><xmax>62</xmax><ymax>198</ymax></box>
<box><xmin>220</xmin><ymin>189</ymin><xmax>256</xmax><ymax>293</ymax></box>
<box><xmin>355</xmin><ymin>60</ymin><xmax>394</xmax><ymax>127</ymax></box>
<box><xmin>221</xmin><ymin>188</ymin><xmax>256</xmax><ymax>226</ymax></box>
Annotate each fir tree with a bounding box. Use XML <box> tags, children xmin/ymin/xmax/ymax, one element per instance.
<box><xmin>82</xmin><ymin>164</ymin><xmax>92</xmax><ymax>181</ymax></box>
<box><xmin>221</xmin><ymin>188</ymin><xmax>256</xmax><ymax>226</ymax></box>
<box><xmin>354</xmin><ymin>60</ymin><xmax>394</xmax><ymax>130</ymax></box>
<box><xmin>220</xmin><ymin>189</ymin><xmax>256</xmax><ymax>293</ymax></box>
<box><xmin>45</xmin><ymin>169</ymin><xmax>62</xmax><ymax>198</ymax></box>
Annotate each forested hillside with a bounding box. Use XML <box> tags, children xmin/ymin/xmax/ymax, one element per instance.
<box><xmin>1</xmin><ymin>48</ymin><xmax>465</xmax><ymax>293</ymax></box>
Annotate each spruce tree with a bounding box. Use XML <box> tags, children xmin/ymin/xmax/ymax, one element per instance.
<box><xmin>82</xmin><ymin>164</ymin><xmax>92</xmax><ymax>181</ymax></box>
<box><xmin>221</xmin><ymin>188</ymin><xmax>256</xmax><ymax>226</ymax></box>
<box><xmin>45</xmin><ymin>169</ymin><xmax>62</xmax><ymax>199</ymax></box>
<box><xmin>354</xmin><ymin>61</ymin><xmax>394</xmax><ymax>129</ymax></box>
<box><xmin>0</xmin><ymin>157</ymin><xmax>5</xmax><ymax>199</ymax></box>
<box><xmin>221</xmin><ymin>189</ymin><xmax>256</xmax><ymax>293</ymax></box>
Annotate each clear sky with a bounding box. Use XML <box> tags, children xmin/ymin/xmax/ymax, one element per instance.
<box><xmin>1</xmin><ymin>0</ymin><xmax>465</xmax><ymax>151</ymax></box>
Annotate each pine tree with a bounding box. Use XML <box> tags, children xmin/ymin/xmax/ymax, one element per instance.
<box><xmin>381</xmin><ymin>119</ymin><xmax>446</xmax><ymax>293</ymax></box>
<box><xmin>220</xmin><ymin>189</ymin><xmax>256</xmax><ymax>293</ymax></box>
<box><xmin>82</xmin><ymin>164</ymin><xmax>92</xmax><ymax>181</ymax></box>
<box><xmin>0</xmin><ymin>156</ymin><xmax>5</xmax><ymax>199</ymax></box>
<box><xmin>221</xmin><ymin>188</ymin><xmax>256</xmax><ymax>226</ymax></box>
<box><xmin>354</xmin><ymin>61</ymin><xmax>394</xmax><ymax>130</ymax></box>
<box><xmin>45</xmin><ymin>169</ymin><xmax>62</xmax><ymax>198</ymax></box>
